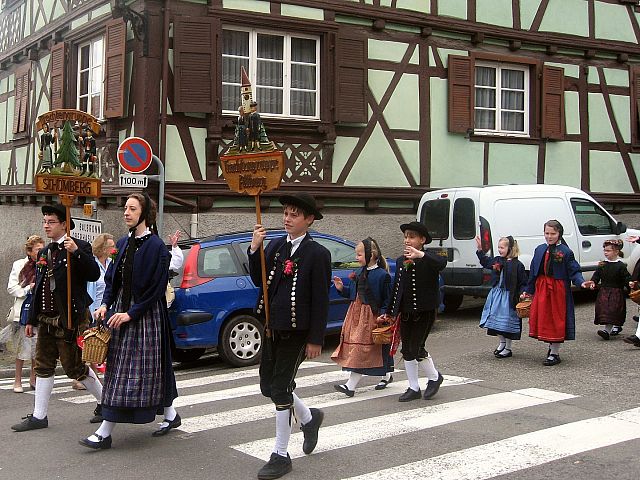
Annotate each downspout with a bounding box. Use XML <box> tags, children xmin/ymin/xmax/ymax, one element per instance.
<box><xmin>160</xmin><ymin>0</ymin><xmax>169</xmax><ymax>171</ymax></box>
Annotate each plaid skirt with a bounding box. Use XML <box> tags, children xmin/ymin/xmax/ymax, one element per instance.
<box><xmin>101</xmin><ymin>291</ymin><xmax>178</xmax><ymax>424</ymax></box>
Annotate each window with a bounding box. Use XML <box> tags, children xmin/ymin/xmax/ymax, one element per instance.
<box><xmin>453</xmin><ymin>198</ymin><xmax>476</xmax><ymax>239</ymax></box>
<box><xmin>420</xmin><ymin>199</ymin><xmax>450</xmax><ymax>240</ymax></box>
<box><xmin>222</xmin><ymin>28</ymin><xmax>320</xmax><ymax>119</ymax></box>
<box><xmin>571</xmin><ymin>199</ymin><xmax>616</xmax><ymax>236</ymax></box>
<box><xmin>314</xmin><ymin>238</ymin><xmax>358</xmax><ymax>269</ymax></box>
<box><xmin>198</xmin><ymin>246</ymin><xmax>240</xmax><ymax>277</ymax></box>
<box><xmin>77</xmin><ymin>37</ymin><xmax>104</xmax><ymax>118</ymax></box>
<box><xmin>475</xmin><ymin>62</ymin><xmax>529</xmax><ymax>135</ymax></box>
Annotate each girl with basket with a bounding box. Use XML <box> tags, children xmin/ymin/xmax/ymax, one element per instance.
<box><xmin>80</xmin><ymin>193</ymin><xmax>179</xmax><ymax>450</ymax></box>
<box><xmin>331</xmin><ymin>237</ymin><xmax>393</xmax><ymax>396</ymax></box>
<box><xmin>584</xmin><ymin>240</ymin><xmax>630</xmax><ymax>340</ymax></box>
<box><xmin>521</xmin><ymin>220</ymin><xmax>590</xmax><ymax>366</ymax></box>
<box><xmin>475</xmin><ymin>235</ymin><xmax>527</xmax><ymax>358</ymax></box>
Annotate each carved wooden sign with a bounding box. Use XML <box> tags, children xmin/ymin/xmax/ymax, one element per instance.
<box><xmin>219</xmin><ymin>150</ymin><xmax>285</xmax><ymax>195</ymax></box>
<box><xmin>35</xmin><ymin>174</ymin><xmax>101</xmax><ymax>197</ymax></box>
<box><xmin>36</xmin><ymin>109</ymin><xmax>101</xmax><ymax>134</ymax></box>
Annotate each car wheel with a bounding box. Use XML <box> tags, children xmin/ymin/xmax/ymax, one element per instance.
<box><xmin>219</xmin><ymin>314</ymin><xmax>263</xmax><ymax>367</ymax></box>
<box><xmin>443</xmin><ymin>294</ymin><xmax>464</xmax><ymax>313</ymax></box>
<box><xmin>171</xmin><ymin>347</ymin><xmax>206</xmax><ymax>363</ymax></box>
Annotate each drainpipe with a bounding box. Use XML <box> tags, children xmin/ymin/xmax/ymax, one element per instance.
<box><xmin>190</xmin><ymin>213</ymin><xmax>198</xmax><ymax>238</ymax></box>
<box><xmin>160</xmin><ymin>0</ymin><xmax>170</xmax><ymax>167</ymax></box>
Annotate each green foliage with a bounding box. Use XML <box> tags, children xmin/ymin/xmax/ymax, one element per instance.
<box><xmin>55</xmin><ymin>121</ymin><xmax>81</xmax><ymax>171</ymax></box>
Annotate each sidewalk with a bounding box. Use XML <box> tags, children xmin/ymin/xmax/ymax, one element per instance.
<box><xmin>0</xmin><ymin>349</ymin><xmax>65</xmax><ymax>378</ymax></box>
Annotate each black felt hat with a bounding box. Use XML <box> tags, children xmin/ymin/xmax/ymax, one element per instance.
<box><xmin>42</xmin><ymin>204</ymin><xmax>75</xmax><ymax>230</ymax></box>
<box><xmin>400</xmin><ymin>221</ymin><xmax>431</xmax><ymax>244</ymax></box>
<box><xmin>279</xmin><ymin>193</ymin><xmax>323</xmax><ymax>220</ymax></box>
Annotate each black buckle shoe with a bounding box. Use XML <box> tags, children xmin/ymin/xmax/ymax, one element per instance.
<box><xmin>597</xmin><ymin>330</ymin><xmax>610</xmax><ymax>340</ymax></box>
<box><xmin>79</xmin><ymin>434</ymin><xmax>112</xmax><ymax>450</ymax></box>
<box><xmin>152</xmin><ymin>413</ymin><xmax>181</xmax><ymax>437</ymax></box>
<box><xmin>375</xmin><ymin>375</ymin><xmax>393</xmax><ymax>390</ymax></box>
<box><xmin>333</xmin><ymin>384</ymin><xmax>354</xmax><ymax>397</ymax></box>
<box><xmin>423</xmin><ymin>372</ymin><xmax>444</xmax><ymax>399</ymax></box>
<box><xmin>611</xmin><ymin>326</ymin><xmax>622</xmax><ymax>335</ymax></box>
<box><xmin>543</xmin><ymin>354</ymin><xmax>561</xmax><ymax>366</ymax></box>
<box><xmin>398</xmin><ymin>387</ymin><xmax>421</xmax><ymax>402</ymax></box>
<box><xmin>300</xmin><ymin>408</ymin><xmax>324</xmax><ymax>454</ymax></box>
<box><xmin>257</xmin><ymin>453</ymin><xmax>292</xmax><ymax>480</ymax></box>
<box><xmin>623</xmin><ymin>335</ymin><xmax>640</xmax><ymax>347</ymax></box>
<box><xmin>11</xmin><ymin>414</ymin><xmax>48</xmax><ymax>432</ymax></box>
<box><xmin>90</xmin><ymin>404</ymin><xmax>103</xmax><ymax>424</ymax></box>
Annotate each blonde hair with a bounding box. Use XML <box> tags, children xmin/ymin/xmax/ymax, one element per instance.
<box><xmin>499</xmin><ymin>236</ymin><xmax>520</xmax><ymax>259</ymax></box>
<box><xmin>92</xmin><ymin>233</ymin><xmax>115</xmax><ymax>258</ymax></box>
<box><xmin>24</xmin><ymin>235</ymin><xmax>44</xmax><ymax>254</ymax></box>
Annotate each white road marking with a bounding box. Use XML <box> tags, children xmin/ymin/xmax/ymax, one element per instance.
<box><xmin>341</xmin><ymin>407</ymin><xmax>640</xmax><ymax>480</ymax></box>
<box><xmin>231</xmin><ymin>388</ymin><xmax>576</xmax><ymax>461</ymax></box>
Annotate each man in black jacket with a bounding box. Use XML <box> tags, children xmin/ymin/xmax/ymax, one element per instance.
<box><xmin>12</xmin><ymin>203</ymin><xmax>102</xmax><ymax>432</ymax></box>
<box><xmin>249</xmin><ymin>193</ymin><xmax>331</xmax><ymax>480</ymax></box>
<box><xmin>386</xmin><ymin>221</ymin><xmax>447</xmax><ymax>402</ymax></box>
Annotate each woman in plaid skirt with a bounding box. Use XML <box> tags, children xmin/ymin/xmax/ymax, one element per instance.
<box><xmin>80</xmin><ymin>193</ymin><xmax>179</xmax><ymax>450</ymax></box>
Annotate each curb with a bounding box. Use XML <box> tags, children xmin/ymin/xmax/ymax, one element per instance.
<box><xmin>0</xmin><ymin>365</ymin><xmax>65</xmax><ymax>379</ymax></box>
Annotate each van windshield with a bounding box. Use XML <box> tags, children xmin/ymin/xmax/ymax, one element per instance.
<box><xmin>420</xmin><ymin>199</ymin><xmax>450</xmax><ymax>240</ymax></box>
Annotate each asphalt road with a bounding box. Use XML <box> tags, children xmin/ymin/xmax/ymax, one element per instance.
<box><xmin>1</xmin><ymin>292</ymin><xmax>639</xmax><ymax>480</ymax></box>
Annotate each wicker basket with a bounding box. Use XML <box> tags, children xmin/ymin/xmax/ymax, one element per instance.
<box><xmin>372</xmin><ymin>323</ymin><xmax>394</xmax><ymax>345</ymax></box>
<box><xmin>81</xmin><ymin>326</ymin><xmax>111</xmax><ymax>364</ymax></box>
<box><xmin>630</xmin><ymin>289</ymin><xmax>640</xmax><ymax>305</ymax></box>
<box><xmin>515</xmin><ymin>299</ymin><xmax>532</xmax><ymax>319</ymax></box>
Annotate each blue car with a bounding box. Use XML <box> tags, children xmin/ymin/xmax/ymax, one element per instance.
<box><xmin>169</xmin><ymin>230</ymin><xmax>381</xmax><ymax>367</ymax></box>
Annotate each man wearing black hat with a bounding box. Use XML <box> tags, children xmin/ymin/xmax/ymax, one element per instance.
<box><xmin>12</xmin><ymin>204</ymin><xmax>102</xmax><ymax>432</ymax></box>
<box><xmin>385</xmin><ymin>221</ymin><xmax>447</xmax><ymax>402</ymax></box>
<box><xmin>248</xmin><ymin>192</ymin><xmax>331</xmax><ymax>479</ymax></box>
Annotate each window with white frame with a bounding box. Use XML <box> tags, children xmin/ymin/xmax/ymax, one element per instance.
<box><xmin>474</xmin><ymin>62</ymin><xmax>529</xmax><ymax>135</ymax></box>
<box><xmin>222</xmin><ymin>28</ymin><xmax>320</xmax><ymax>119</ymax></box>
<box><xmin>77</xmin><ymin>37</ymin><xmax>104</xmax><ymax>118</ymax></box>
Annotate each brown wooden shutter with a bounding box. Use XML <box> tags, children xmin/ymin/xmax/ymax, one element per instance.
<box><xmin>50</xmin><ymin>42</ymin><xmax>66</xmax><ymax>111</ymax></box>
<box><xmin>104</xmin><ymin>18</ymin><xmax>126</xmax><ymax>118</ymax></box>
<box><xmin>173</xmin><ymin>16</ymin><xmax>217</xmax><ymax>113</ymax></box>
<box><xmin>12</xmin><ymin>64</ymin><xmax>30</xmax><ymax>134</ymax></box>
<box><xmin>541</xmin><ymin>65</ymin><xmax>565</xmax><ymax>140</ymax></box>
<box><xmin>448</xmin><ymin>55</ymin><xmax>473</xmax><ymax>133</ymax></box>
<box><xmin>632</xmin><ymin>66</ymin><xmax>640</xmax><ymax>146</ymax></box>
<box><xmin>335</xmin><ymin>33</ymin><xmax>367</xmax><ymax>123</ymax></box>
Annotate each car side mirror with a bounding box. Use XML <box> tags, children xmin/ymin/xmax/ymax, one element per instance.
<box><xmin>615</xmin><ymin>221</ymin><xmax>627</xmax><ymax>235</ymax></box>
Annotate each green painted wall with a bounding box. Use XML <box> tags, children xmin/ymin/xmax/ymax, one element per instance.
<box><xmin>281</xmin><ymin>4</ymin><xmax>324</xmax><ymax>21</ymax></box>
<box><xmin>437</xmin><ymin>0</ymin><xmax>467</xmax><ymax>20</ymax></box>
<box><xmin>565</xmin><ymin>91</ymin><xmax>580</xmax><ymax>136</ymax></box>
<box><xmin>487</xmin><ymin>143</ymin><xmax>538</xmax><ymax>184</ymax></box>
<box><xmin>588</xmin><ymin>93</ymin><xmax>615</xmax><ymax>143</ymax></box>
<box><xmin>610</xmin><ymin>94</ymin><xmax>631</xmax><ymax>144</ymax></box>
<box><xmin>0</xmin><ymin>102</ymin><xmax>6</xmax><ymax>144</ymax></box>
<box><xmin>604</xmin><ymin>69</ymin><xmax>630</xmax><ymax>88</ymax></box>
<box><xmin>595</xmin><ymin>2</ymin><xmax>636</xmax><ymax>44</ymax></box>
<box><xmin>189</xmin><ymin>127</ymin><xmax>207</xmax><ymax>181</ymax></box>
<box><xmin>369</xmin><ymin>40</ymin><xmax>414</xmax><ymax>64</ymax></box>
<box><xmin>223</xmin><ymin>0</ymin><xmax>270</xmax><ymax>14</ymax></box>
<box><xmin>165</xmin><ymin>125</ymin><xmax>194</xmax><ymax>182</ymax></box>
<box><xmin>395</xmin><ymin>0</ymin><xmax>429</xmax><ymax>14</ymax></box>
<box><xmin>369</xmin><ymin>71</ymin><xmax>419</xmax><ymax>131</ymax></box>
<box><xmin>519</xmin><ymin>0</ymin><xmax>541</xmax><ymax>31</ymax></box>
<box><xmin>0</xmin><ymin>150</ymin><xmax>10</xmax><ymax>185</ymax></box>
<box><xmin>476</xmin><ymin>0</ymin><xmax>513</xmax><ymax>28</ymax></box>
<box><xmin>590</xmin><ymin>150</ymin><xmax>633</xmax><ymax>193</ymax></box>
<box><xmin>539</xmin><ymin>0</ymin><xmax>589</xmax><ymax>38</ymax></box>
<box><xmin>331</xmin><ymin>136</ymin><xmax>359</xmax><ymax>183</ymax></box>
<box><xmin>544</xmin><ymin>142</ymin><xmax>581</xmax><ymax>188</ymax></box>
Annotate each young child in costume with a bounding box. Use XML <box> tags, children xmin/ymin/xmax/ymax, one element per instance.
<box><xmin>475</xmin><ymin>235</ymin><xmax>527</xmax><ymax>358</ymax></box>
<box><xmin>585</xmin><ymin>240</ymin><xmax>630</xmax><ymax>340</ymax></box>
<box><xmin>382</xmin><ymin>221</ymin><xmax>446</xmax><ymax>402</ymax></box>
<box><xmin>331</xmin><ymin>237</ymin><xmax>393</xmax><ymax>396</ymax></box>
<box><xmin>521</xmin><ymin>220</ymin><xmax>589</xmax><ymax>366</ymax></box>
<box><xmin>623</xmin><ymin>235</ymin><xmax>640</xmax><ymax>347</ymax></box>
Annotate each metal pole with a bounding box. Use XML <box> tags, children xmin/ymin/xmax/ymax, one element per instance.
<box><xmin>152</xmin><ymin>155</ymin><xmax>165</xmax><ymax>237</ymax></box>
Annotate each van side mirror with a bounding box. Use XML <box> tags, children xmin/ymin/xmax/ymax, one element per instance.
<box><xmin>615</xmin><ymin>221</ymin><xmax>627</xmax><ymax>235</ymax></box>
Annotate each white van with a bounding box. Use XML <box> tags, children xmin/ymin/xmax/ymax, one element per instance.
<box><xmin>417</xmin><ymin>185</ymin><xmax>640</xmax><ymax>312</ymax></box>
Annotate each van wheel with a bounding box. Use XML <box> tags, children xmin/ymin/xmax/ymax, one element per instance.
<box><xmin>171</xmin><ymin>347</ymin><xmax>205</xmax><ymax>363</ymax></box>
<box><xmin>443</xmin><ymin>294</ymin><xmax>464</xmax><ymax>313</ymax></box>
<box><xmin>219</xmin><ymin>315</ymin><xmax>263</xmax><ymax>367</ymax></box>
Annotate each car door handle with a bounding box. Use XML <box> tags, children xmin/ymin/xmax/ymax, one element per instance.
<box><xmin>582</xmin><ymin>240</ymin><xmax>591</xmax><ymax>248</ymax></box>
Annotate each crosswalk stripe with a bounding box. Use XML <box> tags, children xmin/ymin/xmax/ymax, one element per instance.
<box><xmin>341</xmin><ymin>407</ymin><xmax>640</xmax><ymax>480</ymax></box>
<box><xmin>231</xmin><ymin>388</ymin><xmax>577</xmax><ymax>461</ymax></box>
<box><xmin>0</xmin><ymin>374</ymin><xmax>69</xmax><ymax>389</ymax></box>
<box><xmin>178</xmin><ymin>375</ymin><xmax>479</xmax><ymax>433</ymax></box>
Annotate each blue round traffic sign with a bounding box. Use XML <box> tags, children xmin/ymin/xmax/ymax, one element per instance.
<box><xmin>117</xmin><ymin>137</ymin><xmax>153</xmax><ymax>173</ymax></box>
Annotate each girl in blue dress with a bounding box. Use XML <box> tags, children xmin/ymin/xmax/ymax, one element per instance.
<box><xmin>476</xmin><ymin>235</ymin><xmax>527</xmax><ymax>358</ymax></box>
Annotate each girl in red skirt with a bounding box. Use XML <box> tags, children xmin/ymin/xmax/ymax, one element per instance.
<box><xmin>585</xmin><ymin>240</ymin><xmax>630</xmax><ymax>340</ymax></box>
<box><xmin>521</xmin><ymin>220</ymin><xmax>589</xmax><ymax>366</ymax></box>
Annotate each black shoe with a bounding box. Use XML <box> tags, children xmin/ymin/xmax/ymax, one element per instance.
<box><xmin>493</xmin><ymin>345</ymin><xmax>506</xmax><ymax>356</ymax></box>
<box><xmin>597</xmin><ymin>330</ymin><xmax>610</xmax><ymax>340</ymax></box>
<box><xmin>543</xmin><ymin>354</ymin><xmax>561</xmax><ymax>366</ymax></box>
<box><xmin>152</xmin><ymin>413</ymin><xmax>181</xmax><ymax>437</ymax></box>
<box><xmin>375</xmin><ymin>375</ymin><xmax>393</xmax><ymax>390</ymax></box>
<box><xmin>611</xmin><ymin>326</ymin><xmax>622</xmax><ymax>335</ymax></box>
<box><xmin>300</xmin><ymin>408</ymin><xmax>324</xmax><ymax>455</ymax></box>
<box><xmin>333</xmin><ymin>384</ymin><xmax>354</xmax><ymax>397</ymax></box>
<box><xmin>495</xmin><ymin>349</ymin><xmax>512</xmax><ymax>358</ymax></box>
<box><xmin>398</xmin><ymin>387</ymin><xmax>421</xmax><ymax>402</ymax></box>
<box><xmin>257</xmin><ymin>453</ymin><xmax>292</xmax><ymax>480</ymax></box>
<box><xmin>423</xmin><ymin>372</ymin><xmax>444</xmax><ymax>399</ymax></box>
<box><xmin>79</xmin><ymin>434</ymin><xmax>112</xmax><ymax>450</ymax></box>
<box><xmin>11</xmin><ymin>414</ymin><xmax>48</xmax><ymax>432</ymax></box>
<box><xmin>623</xmin><ymin>335</ymin><xmax>640</xmax><ymax>347</ymax></box>
<box><xmin>90</xmin><ymin>404</ymin><xmax>103</xmax><ymax>424</ymax></box>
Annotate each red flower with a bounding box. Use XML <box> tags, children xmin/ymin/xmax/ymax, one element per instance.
<box><xmin>36</xmin><ymin>255</ymin><xmax>47</xmax><ymax>267</ymax></box>
<box><xmin>492</xmin><ymin>262</ymin><xmax>502</xmax><ymax>272</ymax></box>
<box><xmin>110</xmin><ymin>247</ymin><xmax>118</xmax><ymax>261</ymax></box>
<box><xmin>403</xmin><ymin>259</ymin><xmax>414</xmax><ymax>270</ymax></box>
<box><xmin>348</xmin><ymin>271</ymin><xmax>357</xmax><ymax>280</ymax></box>
<box><xmin>553</xmin><ymin>251</ymin><xmax>565</xmax><ymax>263</ymax></box>
<box><xmin>283</xmin><ymin>259</ymin><xmax>297</xmax><ymax>276</ymax></box>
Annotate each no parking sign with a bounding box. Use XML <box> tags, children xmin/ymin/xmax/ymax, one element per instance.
<box><xmin>117</xmin><ymin>137</ymin><xmax>153</xmax><ymax>173</ymax></box>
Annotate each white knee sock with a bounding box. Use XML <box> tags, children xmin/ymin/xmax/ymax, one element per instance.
<box><xmin>33</xmin><ymin>376</ymin><xmax>55</xmax><ymax>420</ymax></box>
<box><xmin>419</xmin><ymin>355</ymin><xmax>439</xmax><ymax>381</ymax></box>
<box><xmin>504</xmin><ymin>338</ymin><xmax>513</xmax><ymax>351</ymax></box>
<box><xmin>404</xmin><ymin>359</ymin><xmax>420</xmax><ymax>392</ymax></box>
<box><xmin>345</xmin><ymin>372</ymin><xmax>362</xmax><ymax>391</ymax></box>
<box><xmin>497</xmin><ymin>335</ymin><xmax>506</xmax><ymax>350</ymax></box>
<box><xmin>274</xmin><ymin>409</ymin><xmax>292</xmax><ymax>457</ymax></box>
<box><xmin>636</xmin><ymin>321</ymin><xmax>640</xmax><ymax>337</ymax></box>
<box><xmin>163</xmin><ymin>405</ymin><xmax>177</xmax><ymax>421</ymax></box>
<box><xmin>90</xmin><ymin>420</ymin><xmax>115</xmax><ymax>440</ymax></box>
<box><xmin>549</xmin><ymin>342</ymin><xmax>560</xmax><ymax>356</ymax></box>
<box><xmin>292</xmin><ymin>392</ymin><xmax>312</xmax><ymax>425</ymax></box>
<box><xmin>604</xmin><ymin>324</ymin><xmax>613</xmax><ymax>333</ymax></box>
<box><xmin>80</xmin><ymin>368</ymin><xmax>103</xmax><ymax>403</ymax></box>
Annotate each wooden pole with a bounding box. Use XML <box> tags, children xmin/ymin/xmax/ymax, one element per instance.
<box><xmin>255</xmin><ymin>194</ymin><xmax>271</xmax><ymax>337</ymax></box>
<box><xmin>60</xmin><ymin>194</ymin><xmax>74</xmax><ymax>330</ymax></box>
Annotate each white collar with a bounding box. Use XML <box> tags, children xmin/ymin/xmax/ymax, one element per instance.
<box><xmin>287</xmin><ymin>234</ymin><xmax>305</xmax><ymax>248</ymax></box>
<box><xmin>366</xmin><ymin>265</ymin><xmax>379</xmax><ymax>271</ymax></box>
<box><xmin>129</xmin><ymin>228</ymin><xmax>151</xmax><ymax>239</ymax></box>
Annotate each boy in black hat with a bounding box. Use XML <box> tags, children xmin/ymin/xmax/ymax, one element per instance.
<box><xmin>12</xmin><ymin>204</ymin><xmax>102</xmax><ymax>432</ymax></box>
<box><xmin>248</xmin><ymin>192</ymin><xmax>331</xmax><ymax>479</ymax></box>
<box><xmin>383</xmin><ymin>221</ymin><xmax>446</xmax><ymax>402</ymax></box>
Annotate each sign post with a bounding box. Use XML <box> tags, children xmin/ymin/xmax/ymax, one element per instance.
<box><xmin>117</xmin><ymin>137</ymin><xmax>165</xmax><ymax>236</ymax></box>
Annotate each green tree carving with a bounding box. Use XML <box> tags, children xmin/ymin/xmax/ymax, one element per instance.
<box><xmin>54</xmin><ymin>121</ymin><xmax>81</xmax><ymax>173</ymax></box>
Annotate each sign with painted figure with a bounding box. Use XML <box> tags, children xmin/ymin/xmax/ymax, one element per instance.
<box><xmin>118</xmin><ymin>136</ymin><xmax>153</xmax><ymax>173</ymax></box>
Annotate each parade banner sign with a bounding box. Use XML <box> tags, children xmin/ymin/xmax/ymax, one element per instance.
<box><xmin>219</xmin><ymin>151</ymin><xmax>285</xmax><ymax>196</ymax></box>
<box><xmin>35</xmin><ymin>174</ymin><xmax>101</xmax><ymax>196</ymax></box>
